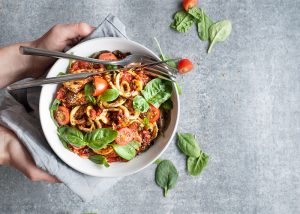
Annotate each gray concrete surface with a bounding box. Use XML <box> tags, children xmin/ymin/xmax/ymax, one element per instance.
<box><xmin>1</xmin><ymin>0</ymin><xmax>300</xmax><ymax>213</ymax></box>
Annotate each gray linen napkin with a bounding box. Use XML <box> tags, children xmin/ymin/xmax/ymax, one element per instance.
<box><xmin>0</xmin><ymin>14</ymin><xmax>128</xmax><ymax>202</ymax></box>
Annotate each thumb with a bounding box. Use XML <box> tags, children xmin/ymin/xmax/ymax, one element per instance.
<box><xmin>25</xmin><ymin>166</ymin><xmax>60</xmax><ymax>183</ymax></box>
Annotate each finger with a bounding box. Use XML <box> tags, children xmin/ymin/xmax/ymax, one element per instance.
<box><xmin>25</xmin><ymin>166</ymin><xmax>61</xmax><ymax>183</ymax></box>
<box><xmin>56</xmin><ymin>22</ymin><xmax>95</xmax><ymax>41</ymax></box>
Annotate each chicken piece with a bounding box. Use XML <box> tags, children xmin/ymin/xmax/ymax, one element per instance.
<box><xmin>65</xmin><ymin>90</ymin><xmax>87</xmax><ymax>106</ymax></box>
<box><xmin>63</xmin><ymin>78</ymin><xmax>91</xmax><ymax>93</ymax></box>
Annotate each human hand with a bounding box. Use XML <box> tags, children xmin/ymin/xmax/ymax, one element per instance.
<box><xmin>0</xmin><ymin>22</ymin><xmax>94</xmax><ymax>87</ymax></box>
<box><xmin>0</xmin><ymin>125</ymin><xmax>59</xmax><ymax>183</ymax></box>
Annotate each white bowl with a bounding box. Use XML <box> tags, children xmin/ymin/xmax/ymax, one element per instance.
<box><xmin>39</xmin><ymin>37</ymin><xmax>180</xmax><ymax>177</ymax></box>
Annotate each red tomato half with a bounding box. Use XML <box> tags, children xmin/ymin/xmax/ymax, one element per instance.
<box><xmin>98</xmin><ymin>52</ymin><xmax>118</xmax><ymax>61</ymax></box>
<box><xmin>147</xmin><ymin>104</ymin><xmax>160</xmax><ymax>123</ymax></box>
<box><xmin>55</xmin><ymin>106</ymin><xmax>70</xmax><ymax>125</ymax></box>
<box><xmin>92</xmin><ymin>76</ymin><xmax>108</xmax><ymax>96</ymax></box>
<box><xmin>115</xmin><ymin>128</ymin><xmax>135</xmax><ymax>146</ymax></box>
<box><xmin>182</xmin><ymin>0</ymin><xmax>198</xmax><ymax>11</ymax></box>
<box><xmin>177</xmin><ymin>59</ymin><xmax>194</xmax><ymax>74</ymax></box>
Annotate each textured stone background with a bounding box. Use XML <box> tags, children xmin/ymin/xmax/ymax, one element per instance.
<box><xmin>0</xmin><ymin>0</ymin><xmax>300</xmax><ymax>213</ymax></box>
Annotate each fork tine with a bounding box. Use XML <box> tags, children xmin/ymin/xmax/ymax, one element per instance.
<box><xmin>144</xmin><ymin>66</ymin><xmax>176</xmax><ymax>79</ymax></box>
<box><xmin>144</xmin><ymin>69</ymin><xmax>175</xmax><ymax>82</ymax></box>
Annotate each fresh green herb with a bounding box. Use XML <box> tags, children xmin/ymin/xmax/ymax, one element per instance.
<box><xmin>154</xmin><ymin>159</ymin><xmax>162</xmax><ymax>165</ymax></box>
<box><xmin>57</xmin><ymin>126</ymin><xmax>86</xmax><ymax>147</ymax></box>
<box><xmin>50</xmin><ymin>99</ymin><xmax>60</xmax><ymax>126</ymax></box>
<box><xmin>143</xmin><ymin>117</ymin><xmax>149</xmax><ymax>126</ymax></box>
<box><xmin>141</xmin><ymin>78</ymin><xmax>173</xmax><ymax>108</ymax></box>
<box><xmin>155</xmin><ymin>160</ymin><xmax>178</xmax><ymax>197</ymax></box>
<box><xmin>154</xmin><ymin>37</ymin><xmax>177</xmax><ymax>68</ymax></box>
<box><xmin>171</xmin><ymin>10</ymin><xmax>195</xmax><ymax>33</ymax></box>
<box><xmin>188</xmin><ymin>7</ymin><xmax>202</xmax><ymax>20</ymax></box>
<box><xmin>89</xmin><ymin>155</ymin><xmax>110</xmax><ymax>167</ymax></box>
<box><xmin>105</xmin><ymin>64</ymin><xmax>118</xmax><ymax>70</ymax></box>
<box><xmin>177</xmin><ymin>133</ymin><xmax>201</xmax><ymax>157</ymax></box>
<box><xmin>175</xmin><ymin>82</ymin><xmax>182</xmax><ymax>95</ymax></box>
<box><xmin>99</xmin><ymin>89</ymin><xmax>119</xmax><ymax>102</ymax></box>
<box><xmin>196</xmin><ymin>9</ymin><xmax>214</xmax><ymax>41</ymax></box>
<box><xmin>161</xmin><ymin>99</ymin><xmax>173</xmax><ymax>111</ymax></box>
<box><xmin>84</xmin><ymin>82</ymin><xmax>96</xmax><ymax>104</ymax></box>
<box><xmin>58</xmin><ymin>135</ymin><xmax>70</xmax><ymax>150</ymax></box>
<box><xmin>133</xmin><ymin>95</ymin><xmax>150</xmax><ymax>113</ymax></box>
<box><xmin>112</xmin><ymin>141</ymin><xmax>141</xmax><ymax>160</ymax></box>
<box><xmin>208</xmin><ymin>20</ymin><xmax>232</xmax><ymax>53</ymax></box>
<box><xmin>187</xmin><ymin>151</ymin><xmax>209</xmax><ymax>176</ymax></box>
<box><xmin>85</xmin><ymin>128</ymin><xmax>118</xmax><ymax>150</ymax></box>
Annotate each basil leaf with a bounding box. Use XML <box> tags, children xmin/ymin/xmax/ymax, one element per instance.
<box><xmin>57</xmin><ymin>72</ymin><xmax>66</xmax><ymax>76</ymax></box>
<box><xmin>86</xmin><ymin>128</ymin><xmax>118</xmax><ymax>150</ymax></box>
<box><xmin>84</xmin><ymin>82</ymin><xmax>96</xmax><ymax>104</ymax></box>
<box><xmin>196</xmin><ymin>9</ymin><xmax>214</xmax><ymax>41</ymax></box>
<box><xmin>175</xmin><ymin>82</ymin><xmax>182</xmax><ymax>95</ymax></box>
<box><xmin>105</xmin><ymin>64</ymin><xmax>118</xmax><ymax>70</ymax></box>
<box><xmin>50</xmin><ymin>99</ymin><xmax>60</xmax><ymax>126</ymax></box>
<box><xmin>133</xmin><ymin>95</ymin><xmax>149</xmax><ymax>113</ymax></box>
<box><xmin>58</xmin><ymin>135</ymin><xmax>70</xmax><ymax>150</ymax></box>
<box><xmin>177</xmin><ymin>133</ymin><xmax>201</xmax><ymax>157</ymax></box>
<box><xmin>171</xmin><ymin>10</ymin><xmax>195</xmax><ymax>33</ymax></box>
<box><xmin>187</xmin><ymin>151</ymin><xmax>209</xmax><ymax>176</ymax></box>
<box><xmin>155</xmin><ymin>160</ymin><xmax>178</xmax><ymax>197</ymax></box>
<box><xmin>208</xmin><ymin>20</ymin><xmax>232</xmax><ymax>53</ymax></box>
<box><xmin>99</xmin><ymin>89</ymin><xmax>119</xmax><ymax>102</ymax></box>
<box><xmin>57</xmin><ymin>126</ymin><xmax>86</xmax><ymax>147</ymax></box>
<box><xmin>154</xmin><ymin>37</ymin><xmax>177</xmax><ymax>69</ymax></box>
<box><xmin>112</xmin><ymin>141</ymin><xmax>141</xmax><ymax>161</ymax></box>
<box><xmin>141</xmin><ymin>78</ymin><xmax>173</xmax><ymax>108</ymax></box>
<box><xmin>161</xmin><ymin>99</ymin><xmax>173</xmax><ymax>111</ymax></box>
<box><xmin>188</xmin><ymin>7</ymin><xmax>202</xmax><ymax>20</ymax></box>
<box><xmin>89</xmin><ymin>155</ymin><xmax>110</xmax><ymax>167</ymax></box>
<box><xmin>143</xmin><ymin>117</ymin><xmax>149</xmax><ymax>125</ymax></box>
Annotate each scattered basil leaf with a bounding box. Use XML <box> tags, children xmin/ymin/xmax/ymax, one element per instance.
<box><xmin>99</xmin><ymin>89</ymin><xmax>119</xmax><ymax>102</ymax></box>
<box><xmin>86</xmin><ymin>128</ymin><xmax>118</xmax><ymax>150</ymax></box>
<box><xmin>50</xmin><ymin>99</ymin><xmax>60</xmax><ymax>127</ymax></box>
<box><xmin>133</xmin><ymin>95</ymin><xmax>150</xmax><ymax>113</ymax></box>
<box><xmin>161</xmin><ymin>99</ymin><xmax>173</xmax><ymax>111</ymax></box>
<box><xmin>112</xmin><ymin>141</ymin><xmax>141</xmax><ymax>161</ymax></box>
<box><xmin>58</xmin><ymin>135</ymin><xmax>70</xmax><ymax>150</ymax></box>
<box><xmin>57</xmin><ymin>125</ymin><xmax>86</xmax><ymax>147</ymax></box>
<box><xmin>188</xmin><ymin>7</ymin><xmax>202</xmax><ymax>20</ymax></box>
<box><xmin>89</xmin><ymin>155</ymin><xmax>110</xmax><ymax>167</ymax></box>
<box><xmin>187</xmin><ymin>151</ymin><xmax>209</xmax><ymax>176</ymax></box>
<box><xmin>154</xmin><ymin>37</ymin><xmax>177</xmax><ymax>69</ymax></box>
<box><xmin>208</xmin><ymin>20</ymin><xmax>232</xmax><ymax>53</ymax></box>
<box><xmin>175</xmin><ymin>82</ymin><xmax>182</xmax><ymax>95</ymax></box>
<box><xmin>141</xmin><ymin>78</ymin><xmax>173</xmax><ymax>108</ymax></box>
<box><xmin>171</xmin><ymin>10</ymin><xmax>195</xmax><ymax>33</ymax></box>
<box><xmin>84</xmin><ymin>82</ymin><xmax>96</xmax><ymax>104</ymax></box>
<box><xmin>155</xmin><ymin>160</ymin><xmax>178</xmax><ymax>197</ymax></box>
<box><xmin>177</xmin><ymin>133</ymin><xmax>201</xmax><ymax>157</ymax></box>
<box><xmin>197</xmin><ymin>9</ymin><xmax>214</xmax><ymax>41</ymax></box>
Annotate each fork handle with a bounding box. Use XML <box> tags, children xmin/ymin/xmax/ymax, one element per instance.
<box><xmin>19</xmin><ymin>46</ymin><xmax>117</xmax><ymax>65</ymax></box>
<box><xmin>6</xmin><ymin>72</ymin><xmax>94</xmax><ymax>90</ymax></box>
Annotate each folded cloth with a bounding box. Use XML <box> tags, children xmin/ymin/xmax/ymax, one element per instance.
<box><xmin>0</xmin><ymin>14</ymin><xmax>128</xmax><ymax>202</ymax></box>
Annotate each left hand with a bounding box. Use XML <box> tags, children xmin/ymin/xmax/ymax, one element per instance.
<box><xmin>0</xmin><ymin>22</ymin><xmax>95</xmax><ymax>87</ymax></box>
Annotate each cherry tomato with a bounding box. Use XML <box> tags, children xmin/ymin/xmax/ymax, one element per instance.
<box><xmin>182</xmin><ymin>0</ymin><xmax>198</xmax><ymax>11</ymax></box>
<box><xmin>177</xmin><ymin>59</ymin><xmax>193</xmax><ymax>74</ymax></box>
<box><xmin>98</xmin><ymin>52</ymin><xmax>118</xmax><ymax>61</ymax></box>
<box><xmin>115</xmin><ymin>128</ymin><xmax>135</xmax><ymax>146</ymax></box>
<box><xmin>54</xmin><ymin>106</ymin><xmax>70</xmax><ymax>125</ymax></box>
<box><xmin>147</xmin><ymin>104</ymin><xmax>160</xmax><ymax>123</ymax></box>
<box><xmin>55</xmin><ymin>87</ymin><xmax>66</xmax><ymax>101</ymax></box>
<box><xmin>92</xmin><ymin>76</ymin><xmax>108</xmax><ymax>96</ymax></box>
